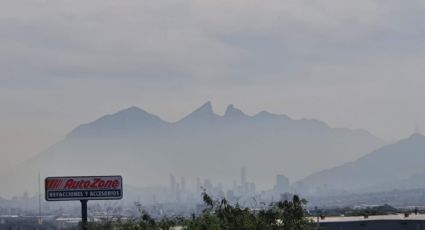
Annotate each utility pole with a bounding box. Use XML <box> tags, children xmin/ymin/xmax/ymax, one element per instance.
<box><xmin>38</xmin><ymin>172</ymin><xmax>42</xmax><ymax>225</ymax></box>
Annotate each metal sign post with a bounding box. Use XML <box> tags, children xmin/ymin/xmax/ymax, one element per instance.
<box><xmin>81</xmin><ymin>200</ymin><xmax>88</xmax><ymax>230</ymax></box>
<box><xmin>45</xmin><ymin>175</ymin><xmax>123</xmax><ymax>229</ymax></box>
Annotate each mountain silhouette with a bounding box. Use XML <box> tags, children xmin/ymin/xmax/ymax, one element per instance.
<box><xmin>224</xmin><ymin>104</ymin><xmax>249</xmax><ymax>120</ymax></box>
<box><xmin>176</xmin><ymin>101</ymin><xmax>221</xmax><ymax>125</ymax></box>
<box><xmin>66</xmin><ymin>106</ymin><xmax>168</xmax><ymax>139</ymax></box>
<box><xmin>0</xmin><ymin>102</ymin><xmax>384</xmax><ymax>197</ymax></box>
<box><xmin>296</xmin><ymin>133</ymin><xmax>425</xmax><ymax>194</ymax></box>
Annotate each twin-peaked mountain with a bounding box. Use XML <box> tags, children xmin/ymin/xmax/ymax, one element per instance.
<box><xmin>67</xmin><ymin>102</ymin><xmax>377</xmax><ymax>143</ymax></box>
<box><xmin>1</xmin><ymin>102</ymin><xmax>384</xmax><ymax>197</ymax></box>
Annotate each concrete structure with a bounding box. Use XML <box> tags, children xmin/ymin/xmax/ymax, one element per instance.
<box><xmin>317</xmin><ymin>213</ymin><xmax>425</xmax><ymax>230</ymax></box>
<box><xmin>273</xmin><ymin>174</ymin><xmax>289</xmax><ymax>194</ymax></box>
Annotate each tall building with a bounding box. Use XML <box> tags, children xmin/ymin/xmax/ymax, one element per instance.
<box><xmin>249</xmin><ymin>182</ymin><xmax>256</xmax><ymax>194</ymax></box>
<box><xmin>170</xmin><ymin>174</ymin><xmax>176</xmax><ymax>190</ymax></box>
<box><xmin>181</xmin><ymin>177</ymin><xmax>186</xmax><ymax>191</ymax></box>
<box><xmin>274</xmin><ymin>174</ymin><xmax>290</xmax><ymax>194</ymax></box>
<box><xmin>176</xmin><ymin>183</ymin><xmax>181</xmax><ymax>203</ymax></box>
<box><xmin>241</xmin><ymin>167</ymin><xmax>247</xmax><ymax>187</ymax></box>
<box><xmin>233</xmin><ymin>180</ymin><xmax>238</xmax><ymax>190</ymax></box>
<box><xmin>204</xmin><ymin>179</ymin><xmax>213</xmax><ymax>192</ymax></box>
<box><xmin>196</xmin><ymin>177</ymin><xmax>201</xmax><ymax>194</ymax></box>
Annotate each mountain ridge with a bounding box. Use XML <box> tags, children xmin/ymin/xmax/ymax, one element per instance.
<box><xmin>295</xmin><ymin>133</ymin><xmax>425</xmax><ymax>195</ymax></box>
<box><xmin>66</xmin><ymin>102</ymin><xmax>378</xmax><ymax>140</ymax></box>
<box><xmin>0</xmin><ymin>102</ymin><xmax>385</xmax><ymax>197</ymax></box>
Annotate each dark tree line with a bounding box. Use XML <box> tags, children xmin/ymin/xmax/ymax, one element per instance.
<box><xmin>84</xmin><ymin>192</ymin><xmax>314</xmax><ymax>230</ymax></box>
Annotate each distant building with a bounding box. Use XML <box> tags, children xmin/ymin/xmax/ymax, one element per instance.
<box><xmin>241</xmin><ymin>167</ymin><xmax>247</xmax><ymax>187</ymax></box>
<box><xmin>226</xmin><ymin>190</ymin><xmax>236</xmax><ymax>202</ymax></box>
<box><xmin>274</xmin><ymin>174</ymin><xmax>289</xmax><ymax>194</ymax></box>
<box><xmin>280</xmin><ymin>193</ymin><xmax>291</xmax><ymax>201</ymax></box>
<box><xmin>196</xmin><ymin>177</ymin><xmax>201</xmax><ymax>194</ymax></box>
<box><xmin>317</xmin><ymin>214</ymin><xmax>425</xmax><ymax>230</ymax></box>
<box><xmin>181</xmin><ymin>177</ymin><xmax>186</xmax><ymax>191</ymax></box>
<box><xmin>170</xmin><ymin>174</ymin><xmax>176</xmax><ymax>190</ymax></box>
<box><xmin>204</xmin><ymin>179</ymin><xmax>213</xmax><ymax>192</ymax></box>
<box><xmin>249</xmin><ymin>183</ymin><xmax>256</xmax><ymax>195</ymax></box>
<box><xmin>176</xmin><ymin>183</ymin><xmax>181</xmax><ymax>203</ymax></box>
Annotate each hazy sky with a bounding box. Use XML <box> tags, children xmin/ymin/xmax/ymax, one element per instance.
<box><xmin>2</xmin><ymin>0</ymin><xmax>425</xmax><ymax>171</ymax></box>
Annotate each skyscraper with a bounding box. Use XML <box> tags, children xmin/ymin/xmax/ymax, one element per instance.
<box><xmin>241</xmin><ymin>167</ymin><xmax>247</xmax><ymax>186</ymax></box>
<box><xmin>170</xmin><ymin>174</ymin><xmax>176</xmax><ymax>190</ymax></box>
<box><xmin>274</xmin><ymin>174</ymin><xmax>289</xmax><ymax>194</ymax></box>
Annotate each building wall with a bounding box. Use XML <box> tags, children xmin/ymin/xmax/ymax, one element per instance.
<box><xmin>321</xmin><ymin>220</ymin><xmax>425</xmax><ymax>230</ymax></box>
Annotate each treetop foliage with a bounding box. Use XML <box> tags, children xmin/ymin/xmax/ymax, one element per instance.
<box><xmin>84</xmin><ymin>192</ymin><xmax>314</xmax><ymax>230</ymax></box>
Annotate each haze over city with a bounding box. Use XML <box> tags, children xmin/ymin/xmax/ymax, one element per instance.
<box><xmin>2</xmin><ymin>0</ymin><xmax>425</xmax><ymax>172</ymax></box>
<box><xmin>2</xmin><ymin>1</ymin><xmax>425</xmax><ymax>229</ymax></box>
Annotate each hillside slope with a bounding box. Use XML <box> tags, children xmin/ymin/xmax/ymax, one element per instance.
<box><xmin>0</xmin><ymin>102</ymin><xmax>383</xmax><ymax>197</ymax></box>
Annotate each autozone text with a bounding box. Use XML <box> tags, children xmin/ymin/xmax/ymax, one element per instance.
<box><xmin>62</xmin><ymin>178</ymin><xmax>120</xmax><ymax>190</ymax></box>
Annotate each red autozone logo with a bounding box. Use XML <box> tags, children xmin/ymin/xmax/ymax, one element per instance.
<box><xmin>46</xmin><ymin>177</ymin><xmax>121</xmax><ymax>190</ymax></box>
<box><xmin>46</xmin><ymin>179</ymin><xmax>66</xmax><ymax>189</ymax></box>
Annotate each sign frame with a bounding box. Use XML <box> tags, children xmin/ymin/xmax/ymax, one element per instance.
<box><xmin>45</xmin><ymin>175</ymin><xmax>123</xmax><ymax>201</ymax></box>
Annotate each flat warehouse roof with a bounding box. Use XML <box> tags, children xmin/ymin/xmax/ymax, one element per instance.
<box><xmin>312</xmin><ymin>214</ymin><xmax>425</xmax><ymax>223</ymax></box>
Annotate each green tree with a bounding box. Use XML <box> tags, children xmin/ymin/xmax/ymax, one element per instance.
<box><xmin>85</xmin><ymin>192</ymin><xmax>314</xmax><ymax>230</ymax></box>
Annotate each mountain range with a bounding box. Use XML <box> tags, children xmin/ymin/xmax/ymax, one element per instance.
<box><xmin>0</xmin><ymin>102</ymin><xmax>384</xmax><ymax>197</ymax></box>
